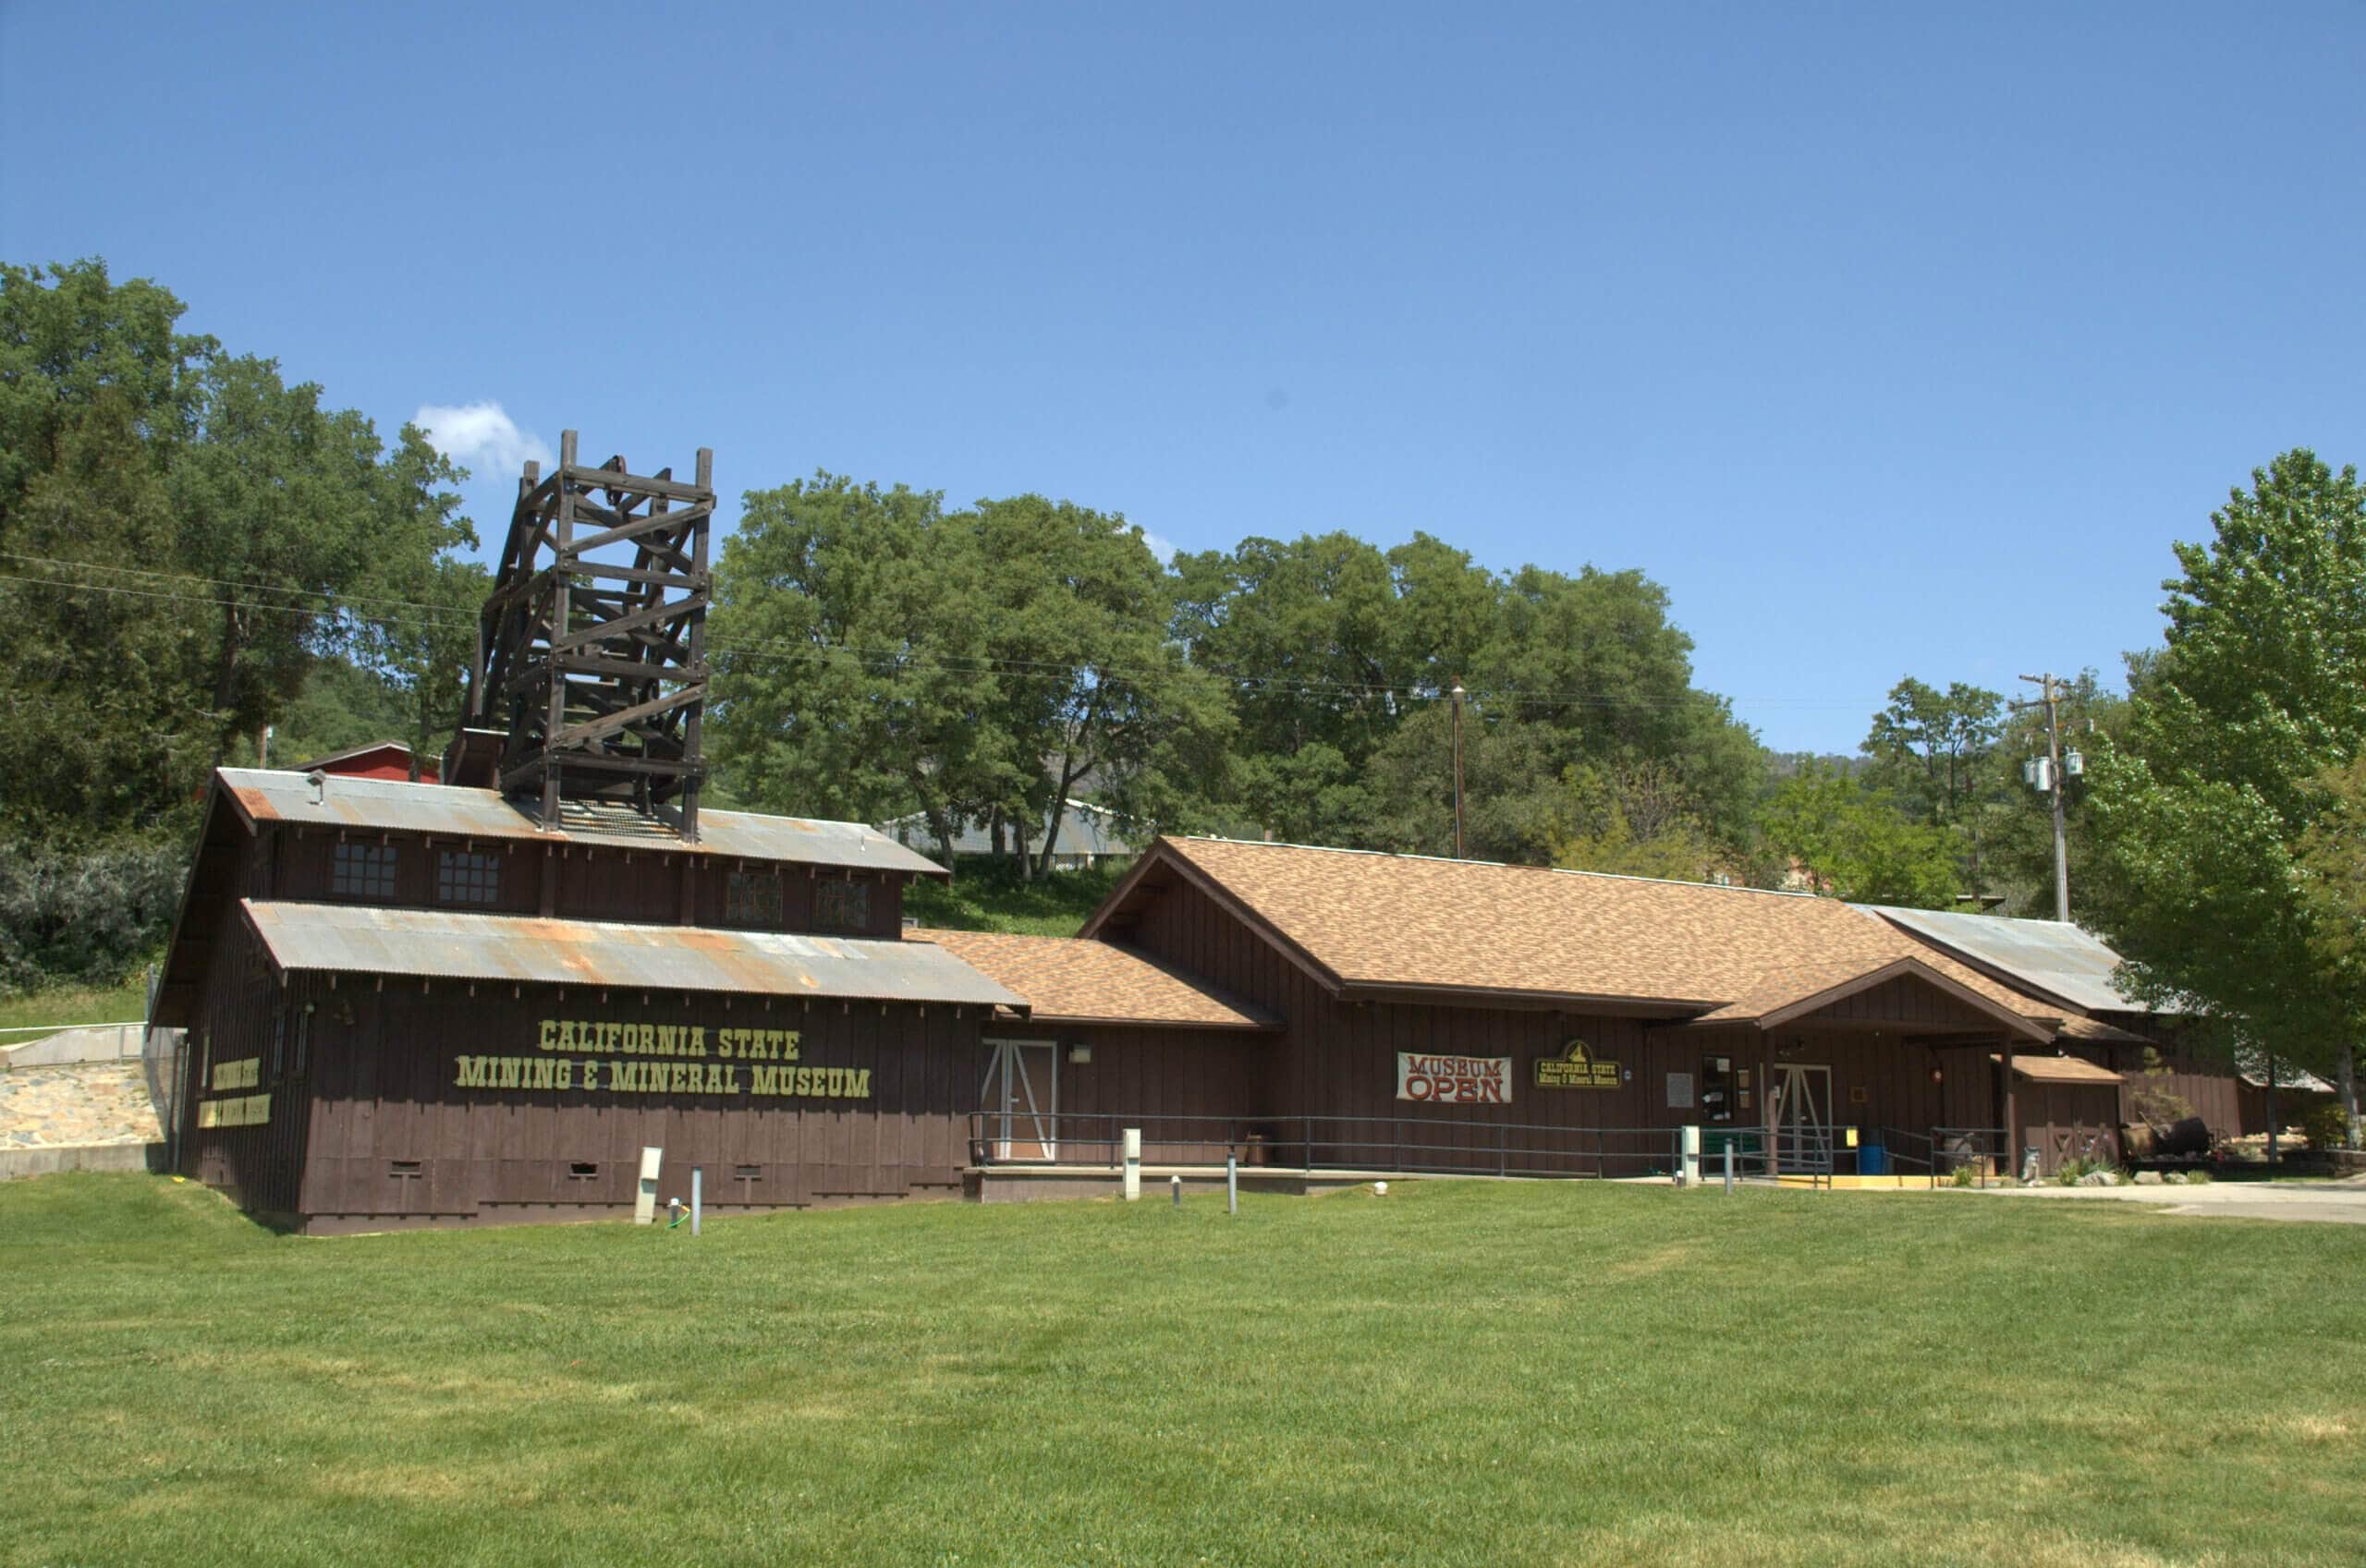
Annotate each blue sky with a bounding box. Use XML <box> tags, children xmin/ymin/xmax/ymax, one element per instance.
<box><xmin>5</xmin><ymin>2</ymin><xmax>2360</xmax><ymax>753</ymax></box>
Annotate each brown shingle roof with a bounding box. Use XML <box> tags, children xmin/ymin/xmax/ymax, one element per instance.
<box><xmin>1993</xmin><ymin>1052</ymin><xmax>2125</xmax><ymax>1085</ymax></box>
<box><xmin>2058</xmin><ymin>1014</ymin><xmax>2152</xmax><ymax>1045</ymax></box>
<box><xmin>907</xmin><ymin>928</ymin><xmax>1278</xmax><ymax>1031</ymax></box>
<box><xmin>1128</xmin><ymin>838</ymin><xmax>2069</xmax><ymax>1027</ymax></box>
<box><xmin>1691</xmin><ymin>956</ymin><xmax>1925</xmax><ymax>1024</ymax></box>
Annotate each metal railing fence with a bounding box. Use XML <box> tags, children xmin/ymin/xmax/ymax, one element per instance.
<box><xmin>1921</xmin><ymin>1126</ymin><xmax>2008</xmax><ymax>1186</ymax></box>
<box><xmin>970</xmin><ymin>1111</ymin><xmax>1805</xmax><ymax>1182</ymax></box>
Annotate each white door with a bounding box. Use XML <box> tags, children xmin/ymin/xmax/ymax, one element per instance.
<box><xmin>1771</xmin><ymin>1064</ymin><xmax>1834</xmax><ymax>1172</ymax></box>
<box><xmin>982</xmin><ymin>1039</ymin><xmax>1058</xmax><ymax>1161</ymax></box>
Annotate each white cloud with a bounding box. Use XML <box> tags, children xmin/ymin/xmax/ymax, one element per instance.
<box><xmin>413</xmin><ymin>401</ymin><xmax>553</xmax><ymax>480</ymax></box>
<box><xmin>1140</xmin><ymin>530</ymin><xmax>1179</xmax><ymax>564</ymax></box>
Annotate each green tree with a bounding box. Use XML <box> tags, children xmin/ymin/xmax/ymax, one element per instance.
<box><xmin>1977</xmin><ymin>669</ymin><xmax>2129</xmax><ymax>918</ymax></box>
<box><xmin>1167</xmin><ymin>530</ymin><xmax>1762</xmax><ymax>861</ymax></box>
<box><xmin>0</xmin><ymin>259</ymin><xmax>212</xmax><ymax>532</ymax></box>
<box><xmin>972</xmin><ymin>494</ymin><xmax>1233</xmax><ymax>877</ymax></box>
<box><xmin>1759</xmin><ymin>764</ymin><xmax>1961</xmax><ymax>907</ymax></box>
<box><xmin>2296</xmin><ymin>754</ymin><xmax>2366</xmax><ymax>1145</ymax></box>
<box><xmin>0</xmin><ymin>260</ymin><xmax>482</xmax><ymax>991</ymax></box>
<box><xmin>1860</xmin><ymin>676</ymin><xmax>2002</xmax><ymax>889</ymax></box>
<box><xmin>0</xmin><ymin>260</ymin><xmax>477</xmax><ymax>837</ymax></box>
<box><xmin>1546</xmin><ymin>761</ymin><xmax>1723</xmax><ymax>881</ymax></box>
<box><xmin>709</xmin><ymin>475</ymin><xmax>1010</xmax><ymax>864</ymax></box>
<box><xmin>2084</xmin><ymin>449</ymin><xmax>2366</xmax><ymax>1096</ymax></box>
<box><xmin>1169</xmin><ymin>532</ymin><xmax>1414</xmax><ymax>846</ymax></box>
<box><xmin>250</xmin><ymin>657</ymin><xmax>418</xmax><ymax>767</ymax></box>
<box><xmin>1361</xmin><ymin>700</ymin><xmax>1567</xmax><ymax>862</ymax></box>
<box><xmin>714</xmin><ymin>483</ymin><xmax>1235</xmax><ymax>876</ymax></box>
<box><xmin>1472</xmin><ymin>563</ymin><xmax>1762</xmax><ymax>853</ymax></box>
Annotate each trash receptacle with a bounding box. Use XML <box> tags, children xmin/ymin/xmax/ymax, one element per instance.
<box><xmin>1859</xmin><ymin>1141</ymin><xmax>1888</xmax><ymax>1176</ymax></box>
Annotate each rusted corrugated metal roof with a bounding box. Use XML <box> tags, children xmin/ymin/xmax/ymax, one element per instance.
<box><xmin>217</xmin><ymin>768</ymin><xmax>947</xmax><ymax>876</ymax></box>
<box><xmin>238</xmin><ymin>900</ymin><xmax>1025</xmax><ymax>1009</ymax></box>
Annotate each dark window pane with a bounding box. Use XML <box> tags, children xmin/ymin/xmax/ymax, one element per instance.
<box><xmin>436</xmin><ymin>850</ymin><xmax>500</xmax><ymax>906</ymax></box>
<box><xmin>726</xmin><ymin>871</ymin><xmax>782</xmax><ymax>927</ymax></box>
<box><xmin>333</xmin><ymin>841</ymin><xmax>397</xmax><ymax>900</ymax></box>
<box><xmin>814</xmin><ymin>880</ymin><xmax>871</xmax><ymax>933</ymax></box>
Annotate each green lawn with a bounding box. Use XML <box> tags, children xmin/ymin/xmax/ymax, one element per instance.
<box><xmin>903</xmin><ymin>861</ymin><xmax>1128</xmax><ymax>937</ymax></box>
<box><xmin>3</xmin><ymin>1177</ymin><xmax>2361</xmax><ymax>1568</ymax></box>
<box><xmin>0</xmin><ymin>974</ymin><xmax>149</xmax><ymax>1037</ymax></box>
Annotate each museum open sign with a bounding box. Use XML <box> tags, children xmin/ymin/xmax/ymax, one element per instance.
<box><xmin>1397</xmin><ymin>1052</ymin><xmax>1513</xmax><ymax>1104</ymax></box>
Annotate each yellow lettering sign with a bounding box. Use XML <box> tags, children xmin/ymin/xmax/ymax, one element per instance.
<box><xmin>1536</xmin><ymin>1039</ymin><xmax>1621</xmax><ymax>1089</ymax></box>
<box><xmin>453</xmin><ymin>1025</ymin><xmax>874</xmax><ymax>1102</ymax></box>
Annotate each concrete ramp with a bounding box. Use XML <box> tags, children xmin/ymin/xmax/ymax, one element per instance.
<box><xmin>2</xmin><ymin>1023</ymin><xmax>151</xmax><ymax>1068</ymax></box>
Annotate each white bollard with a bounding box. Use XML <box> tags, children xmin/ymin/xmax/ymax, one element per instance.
<box><xmin>1123</xmin><ymin>1127</ymin><xmax>1142</xmax><ymax>1202</ymax></box>
<box><xmin>635</xmin><ymin>1146</ymin><xmax>664</xmax><ymax>1224</ymax></box>
<box><xmin>1227</xmin><ymin>1153</ymin><xmax>1238</xmax><ymax>1215</ymax></box>
<box><xmin>1170</xmin><ymin>1173</ymin><xmax>1182</xmax><ymax>1207</ymax></box>
<box><xmin>1681</xmin><ymin>1124</ymin><xmax>1701</xmax><ymax>1188</ymax></box>
<box><xmin>690</xmin><ymin>1166</ymin><xmax>701</xmax><ymax>1236</ymax></box>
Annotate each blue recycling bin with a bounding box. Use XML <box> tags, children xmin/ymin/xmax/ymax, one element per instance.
<box><xmin>1859</xmin><ymin>1141</ymin><xmax>1889</xmax><ymax>1176</ymax></box>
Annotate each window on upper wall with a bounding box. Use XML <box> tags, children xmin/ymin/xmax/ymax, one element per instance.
<box><xmin>726</xmin><ymin>871</ymin><xmax>782</xmax><ymax>927</ymax></box>
<box><xmin>437</xmin><ymin>849</ymin><xmax>501</xmax><ymax>906</ymax></box>
<box><xmin>332</xmin><ymin>841</ymin><xmax>397</xmax><ymax>900</ymax></box>
<box><xmin>814</xmin><ymin>879</ymin><xmax>871</xmax><ymax>934</ymax></box>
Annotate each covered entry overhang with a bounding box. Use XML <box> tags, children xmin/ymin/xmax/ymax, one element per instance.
<box><xmin>1662</xmin><ymin>954</ymin><xmax>2057</xmax><ymax>1042</ymax></box>
<box><xmin>1649</xmin><ymin>955</ymin><xmax>2059</xmax><ymax>1180</ymax></box>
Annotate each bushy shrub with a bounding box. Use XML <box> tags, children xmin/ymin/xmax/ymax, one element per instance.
<box><xmin>2302</xmin><ymin>1102</ymin><xmax>2355</xmax><ymax>1153</ymax></box>
<box><xmin>0</xmin><ymin>836</ymin><xmax>184</xmax><ymax>995</ymax></box>
<box><xmin>2128</xmin><ymin>1082</ymin><xmax>2195</xmax><ymax>1129</ymax></box>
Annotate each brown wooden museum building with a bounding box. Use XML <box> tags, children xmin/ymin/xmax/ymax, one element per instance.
<box><xmin>152</xmin><ymin>433</ymin><xmax>2226</xmax><ymax>1232</ymax></box>
<box><xmin>158</xmin><ymin>773</ymin><xmax>2195</xmax><ymax>1231</ymax></box>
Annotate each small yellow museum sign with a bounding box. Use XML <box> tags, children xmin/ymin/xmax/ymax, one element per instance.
<box><xmin>1535</xmin><ymin>1039</ymin><xmax>1621</xmax><ymax>1089</ymax></box>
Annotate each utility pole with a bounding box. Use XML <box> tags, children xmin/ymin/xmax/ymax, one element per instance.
<box><xmin>2014</xmin><ymin>674</ymin><xmax>2070</xmax><ymax>922</ymax></box>
<box><xmin>1450</xmin><ymin>683</ymin><xmax>1467</xmax><ymax>859</ymax></box>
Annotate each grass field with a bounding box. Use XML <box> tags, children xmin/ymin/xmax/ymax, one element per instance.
<box><xmin>3</xmin><ymin>1176</ymin><xmax>2361</xmax><ymax>1568</ymax></box>
<box><xmin>0</xmin><ymin>975</ymin><xmax>150</xmax><ymax>1037</ymax></box>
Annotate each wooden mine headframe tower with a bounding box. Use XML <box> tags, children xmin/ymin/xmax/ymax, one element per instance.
<box><xmin>465</xmin><ymin>431</ymin><xmax>714</xmax><ymax>840</ymax></box>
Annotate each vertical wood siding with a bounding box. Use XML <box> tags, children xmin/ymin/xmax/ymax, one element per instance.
<box><xmin>1115</xmin><ymin>874</ymin><xmax>2025</xmax><ymax>1175</ymax></box>
<box><xmin>295</xmin><ymin>986</ymin><xmax>990</xmax><ymax>1228</ymax></box>
<box><xmin>263</xmin><ymin>825</ymin><xmax>908</xmax><ymax>935</ymax></box>
<box><xmin>180</xmin><ymin>912</ymin><xmax>314</xmax><ymax>1219</ymax></box>
<box><xmin>982</xmin><ymin>1026</ymin><xmax>1265</xmax><ymax>1164</ymax></box>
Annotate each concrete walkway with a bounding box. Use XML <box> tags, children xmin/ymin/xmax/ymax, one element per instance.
<box><xmin>1994</xmin><ymin>1175</ymin><xmax>2366</xmax><ymax>1225</ymax></box>
<box><xmin>0</xmin><ymin>1061</ymin><xmax>163</xmax><ymax>1149</ymax></box>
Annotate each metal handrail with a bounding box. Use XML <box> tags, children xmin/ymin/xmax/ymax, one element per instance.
<box><xmin>965</xmin><ymin>1110</ymin><xmax>1739</xmax><ymax>1180</ymax></box>
<box><xmin>1929</xmin><ymin>1126</ymin><xmax>2009</xmax><ymax>1188</ymax></box>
